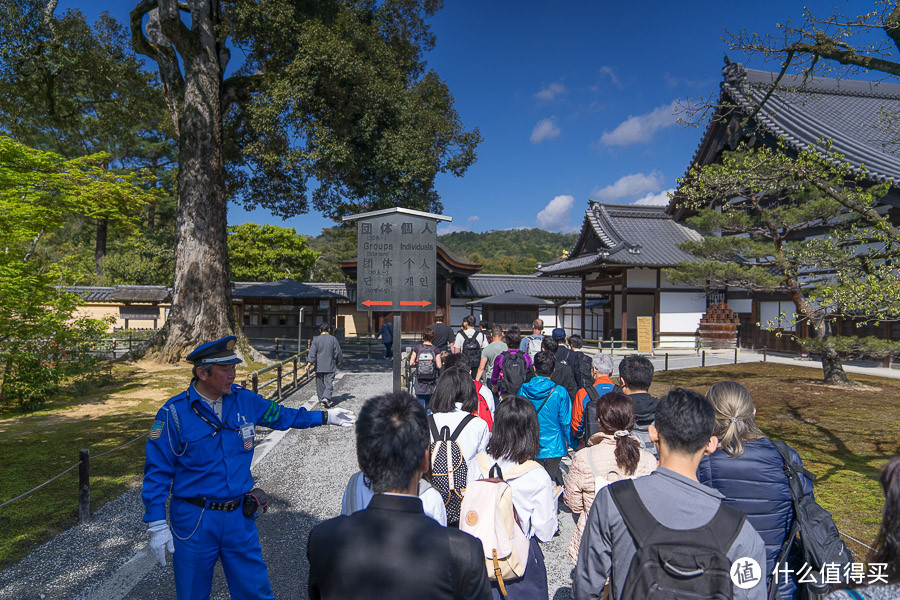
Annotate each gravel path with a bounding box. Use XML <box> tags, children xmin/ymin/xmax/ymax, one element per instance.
<box><xmin>0</xmin><ymin>363</ymin><xmax>580</xmax><ymax>600</ymax></box>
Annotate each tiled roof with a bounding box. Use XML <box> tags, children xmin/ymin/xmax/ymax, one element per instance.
<box><xmin>722</xmin><ymin>62</ymin><xmax>900</xmax><ymax>185</ymax></box>
<box><xmin>232</xmin><ymin>280</ymin><xmax>347</xmax><ymax>300</ymax></box>
<box><xmin>306</xmin><ymin>282</ymin><xmax>355</xmax><ymax>303</ymax></box>
<box><xmin>67</xmin><ymin>286</ymin><xmax>116</xmax><ymax>302</ymax></box>
<box><xmin>108</xmin><ymin>285</ymin><xmax>171</xmax><ymax>302</ymax></box>
<box><xmin>454</xmin><ymin>273</ymin><xmax>583</xmax><ymax>299</ymax></box>
<box><xmin>66</xmin><ymin>285</ymin><xmax>171</xmax><ymax>302</ymax></box>
<box><xmin>465</xmin><ymin>291</ymin><xmax>556</xmax><ymax>306</ymax></box>
<box><xmin>539</xmin><ymin>203</ymin><xmax>701</xmax><ymax>273</ymax></box>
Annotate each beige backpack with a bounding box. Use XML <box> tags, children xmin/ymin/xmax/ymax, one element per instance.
<box><xmin>459</xmin><ymin>453</ymin><xmax>541</xmax><ymax>596</ymax></box>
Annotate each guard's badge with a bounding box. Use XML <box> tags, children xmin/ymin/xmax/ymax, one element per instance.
<box><xmin>149</xmin><ymin>420</ymin><xmax>164</xmax><ymax>440</ymax></box>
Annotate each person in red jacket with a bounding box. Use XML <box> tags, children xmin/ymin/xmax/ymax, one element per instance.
<box><xmin>570</xmin><ymin>353</ymin><xmax>616</xmax><ymax>448</ymax></box>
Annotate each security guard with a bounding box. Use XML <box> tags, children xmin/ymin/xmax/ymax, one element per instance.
<box><xmin>142</xmin><ymin>336</ymin><xmax>354</xmax><ymax>599</ymax></box>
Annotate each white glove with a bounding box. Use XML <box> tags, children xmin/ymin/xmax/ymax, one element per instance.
<box><xmin>326</xmin><ymin>407</ymin><xmax>356</xmax><ymax>427</ymax></box>
<box><xmin>148</xmin><ymin>520</ymin><xmax>174</xmax><ymax>566</ymax></box>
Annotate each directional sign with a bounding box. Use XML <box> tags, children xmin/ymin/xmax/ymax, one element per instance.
<box><xmin>356</xmin><ymin>213</ymin><xmax>437</xmax><ymax>312</ymax></box>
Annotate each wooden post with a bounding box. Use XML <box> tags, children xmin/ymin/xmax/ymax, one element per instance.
<box><xmin>292</xmin><ymin>357</ymin><xmax>298</xmax><ymax>389</ymax></box>
<box><xmin>580</xmin><ymin>275</ymin><xmax>587</xmax><ymax>338</ymax></box>
<box><xmin>252</xmin><ymin>372</ymin><xmax>259</xmax><ymax>394</ymax></box>
<box><xmin>702</xmin><ymin>350</ymin><xmax>706</xmax><ymax>368</ymax></box>
<box><xmin>276</xmin><ymin>364</ymin><xmax>283</xmax><ymax>401</ymax></box>
<box><xmin>665</xmin><ymin>353</ymin><xmax>669</xmax><ymax>372</ymax></box>
<box><xmin>78</xmin><ymin>449</ymin><xmax>90</xmax><ymax>524</ymax></box>
<box><xmin>392</xmin><ymin>313</ymin><xmax>402</xmax><ymax>392</ymax></box>
<box><xmin>763</xmin><ymin>347</ymin><xmax>767</xmax><ymax>362</ymax></box>
<box><xmin>734</xmin><ymin>347</ymin><xmax>738</xmax><ymax>364</ymax></box>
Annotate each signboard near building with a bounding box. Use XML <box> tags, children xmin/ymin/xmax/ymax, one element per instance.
<box><xmin>344</xmin><ymin>207</ymin><xmax>452</xmax><ymax>392</ymax></box>
<box><xmin>637</xmin><ymin>316</ymin><xmax>653</xmax><ymax>354</ymax></box>
<box><xmin>355</xmin><ymin>213</ymin><xmax>437</xmax><ymax>312</ymax></box>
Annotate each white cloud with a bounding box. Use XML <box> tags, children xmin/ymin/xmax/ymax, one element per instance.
<box><xmin>537</xmin><ymin>194</ymin><xmax>576</xmax><ymax>231</ymax></box>
<box><xmin>535</xmin><ymin>82</ymin><xmax>567</xmax><ymax>102</ymax></box>
<box><xmin>634</xmin><ymin>188</ymin><xmax>675</xmax><ymax>206</ymax></box>
<box><xmin>600</xmin><ymin>101</ymin><xmax>677</xmax><ymax>146</ymax></box>
<box><xmin>530</xmin><ymin>117</ymin><xmax>561</xmax><ymax>144</ymax></box>
<box><xmin>597</xmin><ymin>66</ymin><xmax>622</xmax><ymax>88</ymax></box>
<box><xmin>438</xmin><ymin>215</ymin><xmax>480</xmax><ymax>235</ymax></box>
<box><xmin>591</xmin><ymin>171</ymin><xmax>665</xmax><ymax>201</ymax></box>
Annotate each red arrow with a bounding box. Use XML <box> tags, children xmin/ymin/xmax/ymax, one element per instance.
<box><xmin>362</xmin><ymin>300</ymin><xmax>393</xmax><ymax>307</ymax></box>
<box><xmin>399</xmin><ymin>300</ymin><xmax>431</xmax><ymax>307</ymax></box>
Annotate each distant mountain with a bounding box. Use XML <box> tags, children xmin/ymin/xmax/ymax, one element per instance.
<box><xmin>439</xmin><ymin>228</ymin><xmax>578</xmax><ymax>274</ymax></box>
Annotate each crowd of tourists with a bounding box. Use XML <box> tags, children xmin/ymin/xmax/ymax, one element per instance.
<box><xmin>307</xmin><ymin>318</ymin><xmax>900</xmax><ymax>600</ymax></box>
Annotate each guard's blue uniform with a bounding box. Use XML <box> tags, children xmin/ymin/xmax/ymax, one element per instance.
<box><xmin>142</xmin><ymin>381</ymin><xmax>324</xmax><ymax>599</ymax></box>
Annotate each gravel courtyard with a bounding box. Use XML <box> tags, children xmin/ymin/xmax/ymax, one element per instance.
<box><xmin>0</xmin><ymin>362</ymin><xmax>578</xmax><ymax>600</ymax></box>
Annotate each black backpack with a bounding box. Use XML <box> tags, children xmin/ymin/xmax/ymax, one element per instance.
<box><xmin>768</xmin><ymin>441</ymin><xmax>853</xmax><ymax>599</ymax></box>
<box><xmin>579</xmin><ymin>383</ymin><xmax>623</xmax><ymax>444</ymax></box>
<box><xmin>428</xmin><ymin>414</ymin><xmax>475</xmax><ymax>524</ymax></box>
<box><xmin>609</xmin><ymin>479</ymin><xmax>745</xmax><ymax>600</ymax></box>
<box><xmin>416</xmin><ymin>345</ymin><xmax>436</xmax><ymax>381</ymax></box>
<box><xmin>574</xmin><ymin>350</ymin><xmax>592</xmax><ymax>389</ymax></box>
<box><xmin>461</xmin><ymin>331</ymin><xmax>483</xmax><ymax>369</ymax></box>
<box><xmin>499</xmin><ymin>351</ymin><xmax>527</xmax><ymax>395</ymax></box>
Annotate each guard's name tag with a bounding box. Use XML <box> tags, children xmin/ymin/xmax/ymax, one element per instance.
<box><xmin>240</xmin><ymin>422</ymin><xmax>255</xmax><ymax>451</ymax></box>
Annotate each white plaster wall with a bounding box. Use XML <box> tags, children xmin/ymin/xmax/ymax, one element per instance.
<box><xmin>728</xmin><ymin>298</ymin><xmax>752</xmax><ymax>314</ymax></box>
<box><xmin>625</xmin><ymin>295</ymin><xmax>655</xmax><ymax>330</ymax></box>
<box><xmin>538</xmin><ymin>307</ymin><xmax>559</xmax><ymax>332</ymax></box>
<box><xmin>627</xmin><ymin>268</ymin><xmax>657</xmax><ymax>287</ymax></box>
<box><xmin>659</xmin><ymin>291</ymin><xmax>705</xmax><ymax>332</ymax></box>
<box><xmin>659</xmin><ymin>271</ymin><xmax>695</xmax><ymax>289</ymax></box>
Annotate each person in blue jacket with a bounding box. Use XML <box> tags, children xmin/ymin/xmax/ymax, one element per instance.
<box><xmin>517</xmin><ymin>350</ymin><xmax>572</xmax><ymax>486</ymax></box>
<box><xmin>697</xmin><ymin>381</ymin><xmax>814</xmax><ymax>600</ymax></box>
<box><xmin>142</xmin><ymin>335</ymin><xmax>355</xmax><ymax>600</ymax></box>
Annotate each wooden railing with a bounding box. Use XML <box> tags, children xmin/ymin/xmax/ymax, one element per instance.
<box><xmin>242</xmin><ymin>350</ymin><xmax>311</xmax><ymax>403</ymax></box>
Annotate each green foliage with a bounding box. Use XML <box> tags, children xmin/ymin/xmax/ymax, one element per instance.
<box><xmin>228</xmin><ymin>223</ymin><xmax>318</xmax><ymax>282</ymax></box>
<box><xmin>670</xmin><ymin>139</ymin><xmax>897</xmax><ymax>319</ymax></box>
<box><xmin>0</xmin><ymin>2</ymin><xmax>178</xmax><ymax>284</ymax></box>
<box><xmin>307</xmin><ymin>225</ymin><xmax>358</xmax><ymax>282</ymax></box>
<box><xmin>212</xmin><ymin>0</ymin><xmax>482</xmax><ymax>219</ymax></box>
<box><xmin>798</xmin><ymin>335</ymin><xmax>900</xmax><ymax>361</ymax></box>
<box><xmin>439</xmin><ymin>229</ymin><xmax>577</xmax><ymax>274</ymax></box>
<box><xmin>0</xmin><ymin>138</ymin><xmax>156</xmax><ymax>408</ymax></box>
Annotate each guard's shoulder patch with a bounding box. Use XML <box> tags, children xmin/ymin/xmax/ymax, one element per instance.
<box><xmin>149</xmin><ymin>420</ymin><xmax>164</xmax><ymax>440</ymax></box>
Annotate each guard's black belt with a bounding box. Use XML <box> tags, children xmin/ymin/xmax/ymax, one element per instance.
<box><xmin>179</xmin><ymin>497</ymin><xmax>242</xmax><ymax>511</ymax></box>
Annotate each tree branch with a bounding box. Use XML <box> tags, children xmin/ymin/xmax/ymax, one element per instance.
<box><xmin>130</xmin><ymin>1</ymin><xmax>185</xmax><ymax>138</ymax></box>
<box><xmin>222</xmin><ymin>74</ymin><xmax>262</xmax><ymax>111</ymax></box>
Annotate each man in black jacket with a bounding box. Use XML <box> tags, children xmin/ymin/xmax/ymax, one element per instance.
<box><xmin>307</xmin><ymin>391</ymin><xmax>490</xmax><ymax>600</ymax></box>
<box><xmin>618</xmin><ymin>354</ymin><xmax>659</xmax><ymax>458</ymax></box>
<box><xmin>540</xmin><ymin>337</ymin><xmax>577</xmax><ymax>403</ymax></box>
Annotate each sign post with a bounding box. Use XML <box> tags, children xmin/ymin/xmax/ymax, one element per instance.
<box><xmin>344</xmin><ymin>208</ymin><xmax>452</xmax><ymax>391</ymax></box>
<box><xmin>637</xmin><ymin>316</ymin><xmax>653</xmax><ymax>355</ymax></box>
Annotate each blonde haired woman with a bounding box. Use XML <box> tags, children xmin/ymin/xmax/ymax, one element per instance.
<box><xmin>697</xmin><ymin>381</ymin><xmax>814</xmax><ymax>600</ymax></box>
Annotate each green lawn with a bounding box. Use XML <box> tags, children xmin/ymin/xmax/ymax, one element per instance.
<box><xmin>0</xmin><ymin>358</ymin><xmax>268</xmax><ymax>569</ymax></box>
<box><xmin>651</xmin><ymin>362</ymin><xmax>900</xmax><ymax>559</ymax></box>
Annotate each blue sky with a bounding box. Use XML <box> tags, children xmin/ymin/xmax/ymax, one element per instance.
<box><xmin>64</xmin><ymin>1</ymin><xmax>877</xmax><ymax>236</ymax></box>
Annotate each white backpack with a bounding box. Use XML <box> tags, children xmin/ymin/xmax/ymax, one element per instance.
<box><xmin>460</xmin><ymin>453</ymin><xmax>541</xmax><ymax>595</ymax></box>
<box><xmin>525</xmin><ymin>335</ymin><xmax>543</xmax><ymax>358</ymax></box>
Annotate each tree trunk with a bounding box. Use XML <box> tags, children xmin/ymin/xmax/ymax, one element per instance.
<box><xmin>156</xmin><ymin>45</ymin><xmax>234</xmax><ymax>362</ymax></box>
<box><xmin>813</xmin><ymin>322</ymin><xmax>850</xmax><ymax>386</ymax></box>
<box><xmin>789</xmin><ymin>290</ymin><xmax>850</xmax><ymax>385</ymax></box>
<box><xmin>95</xmin><ymin>217</ymin><xmax>108</xmax><ymax>277</ymax></box>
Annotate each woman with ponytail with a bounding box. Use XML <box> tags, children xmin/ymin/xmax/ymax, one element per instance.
<box><xmin>698</xmin><ymin>381</ymin><xmax>814</xmax><ymax>600</ymax></box>
<box><xmin>563</xmin><ymin>391</ymin><xmax>656</xmax><ymax>563</ymax></box>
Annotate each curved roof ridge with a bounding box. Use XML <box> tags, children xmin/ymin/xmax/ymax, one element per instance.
<box><xmin>741</xmin><ymin>66</ymin><xmax>900</xmax><ymax>100</ymax></box>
